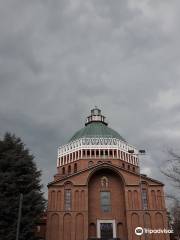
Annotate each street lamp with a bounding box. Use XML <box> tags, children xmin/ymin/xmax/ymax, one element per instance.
<box><xmin>16</xmin><ymin>193</ymin><xmax>23</xmax><ymax>240</ymax></box>
<box><xmin>128</xmin><ymin>149</ymin><xmax>147</xmax><ymax>240</ymax></box>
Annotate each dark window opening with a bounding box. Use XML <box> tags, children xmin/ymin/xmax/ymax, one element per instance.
<box><xmin>74</xmin><ymin>163</ymin><xmax>77</xmax><ymax>173</ymax></box>
<box><xmin>100</xmin><ymin>223</ymin><xmax>113</xmax><ymax>238</ymax></box>
<box><xmin>68</xmin><ymin>165</ymin><xmax>71</xmax><ymax>174</ymax></box>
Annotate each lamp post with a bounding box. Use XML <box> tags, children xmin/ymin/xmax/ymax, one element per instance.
<box><xmin>128</xmin><ymin>149</ymin><xmax>147</xmax><ymax>240</ymax></box>
<box><xmin>16</xmin><ymin>193</ymin><xmax>23</xmax><ymax>240</ymax></box>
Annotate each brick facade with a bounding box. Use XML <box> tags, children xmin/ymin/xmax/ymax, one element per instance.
<box><xmin>46</xmin><ymin>160</ymin><xmax>169</xmax><ymax>240</ymax></box>
<box><xmin>46</xmin><ymin>108</ymin><xmax>170</xmax><ymax>240</ymax></box>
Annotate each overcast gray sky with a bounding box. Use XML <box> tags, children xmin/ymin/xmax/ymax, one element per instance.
<box><xmin>0</xmin><ymin>0</ymin><xmax>180</xmax><ymax>199</ymax></box>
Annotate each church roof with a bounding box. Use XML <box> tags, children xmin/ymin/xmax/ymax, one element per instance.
<box><xmin>48</xmin><ymin>162</ymin><xmax>164</xmax><ymax>186</ymax></box>
<box><xmin>69</xmin><ymin>107</ymin><xmax>126</xmax><ymax>142</ymax></box>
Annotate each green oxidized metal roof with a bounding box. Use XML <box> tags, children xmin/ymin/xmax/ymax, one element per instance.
<box><xmin>69</xmin><ymin>121</ymin><xmax>126</xmax><ymax>142</ymax></box>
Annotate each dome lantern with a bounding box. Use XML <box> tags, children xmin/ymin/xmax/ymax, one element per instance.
<box><xmin>85</xmin><ymin>107</ymin><xmax>108</xmax><ymax>126</ymax></box>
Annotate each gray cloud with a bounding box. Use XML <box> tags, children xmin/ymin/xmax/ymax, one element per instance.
<box><xmin>0</xmin><ymin>0</ymin><xmax>180</xmax><ymax>200</ymax></box>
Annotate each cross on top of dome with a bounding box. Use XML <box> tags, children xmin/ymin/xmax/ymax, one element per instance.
<box><xmin>85</xmin><ymin>107</ymin><xmax>108</xmax><ymax>126</ymax></box>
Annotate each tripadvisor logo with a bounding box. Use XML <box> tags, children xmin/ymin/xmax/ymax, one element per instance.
<box><xmin>135</xmin><ymin>227</ymin><xmax>173</xmax><ymax>235</ymax></box>
<box><xmin>135</xmin><ymin>227</ymin><xmax>143</xmax><ymax>236</ymax></box>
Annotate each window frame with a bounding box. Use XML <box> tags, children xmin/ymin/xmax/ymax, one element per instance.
<box><xmin>142</xmin><ymin>189</ymin><xmax>148</xmax><ymax>209</ymax></box>
<box><xmin>100</xmin><ymin>191</ymin><xmax>111</xmax><ymax>212</ymax></box>
<box><xmin>64</xmin><ymin>189</ymin><xmax>72</xmax><ymax>211</ymax></box>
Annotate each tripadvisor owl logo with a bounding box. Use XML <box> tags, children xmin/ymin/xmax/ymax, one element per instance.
<box><xmin>135</xmin><ymin>227</ymin><xmax>144</xmax><ymax>236</ymax></box>
<box><xmin>135</xmin><ymin>227</ymin><xmax>173</xmax><ymax>235</ymax></box>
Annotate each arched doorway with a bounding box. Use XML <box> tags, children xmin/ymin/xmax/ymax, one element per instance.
<box><xmin>88</xmin><ymin>167</ymin><xmax>127</xmax><ymax>239</ymax></box>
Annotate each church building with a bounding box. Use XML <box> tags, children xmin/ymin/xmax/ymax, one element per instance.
<box><xmin>46</xmin><ymin>108</ymin><xmax>169</xmax><ymax>240</ymax></box>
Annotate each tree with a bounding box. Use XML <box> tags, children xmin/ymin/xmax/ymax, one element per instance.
<box><xmin>0</xmin><ymin>133</ymin><xmax>46</xmax><ymax>240</ymax></box>
<box><xmin>162</xmin><ymin>150</ymin><xmax>180</xmax><ymax>191</ymax></box>
<box><xmin>161</xmin><ymin>150</ymin><xmax>180</xmax><ymax>239</ymax></box>
<box><xmin>171</xmin><ymin>200</ymin><xmax>180</xmax><ymax>239</ymax></box>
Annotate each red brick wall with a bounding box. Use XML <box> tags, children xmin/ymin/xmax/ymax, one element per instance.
<box><xmin>47</xmin><ymin>163</ymin><xmax>169</xmax><ymax>240</ymax></box>
<box><xmin>88</xmin><ymin>168</ymin><xmax>127</xmax><ymax>239</ymax></box>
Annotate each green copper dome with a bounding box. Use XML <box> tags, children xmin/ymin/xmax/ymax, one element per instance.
<box><xmin>69</xmin><ymin>108</ymin><xmax>126</xmax><ymax>142</ymax></box>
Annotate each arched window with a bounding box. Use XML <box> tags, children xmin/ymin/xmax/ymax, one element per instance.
<box><xmin>89</xmin><ymin>223</ymin><xmax>96</xmax><ymax>238</ymax></box>
<box><xmin>151</xmin><ymin>190</ymin><xmax>156</xmax><ymax>209</ymax></box>
<box><xmin>64</xmin><ymin>182</ymin><xmax>72</xmax><ymax>211</ymax></box>
<box><xmin>122</xmin><ymin>163</ymin><xmax>125</xmax><ymax>168</ymax></box>
<box><xmin>142</xmin><ymin>189</ymin><xmax>148</xmax><ymax>209</ymax></box>
<box><xmin>74</xmin><ymin>163</ymin><xmax>77</xmax><ymax>173</ymax></box>
<box><xmin>157</xmin><ymin>190</ymin><xmax>162</xmax><ymax>209</ymax></box>
<box><xmin>128</xmin><ymin>165</ymin><xmax>130</xmax><ymax>170</ymax></box>
<box><xmin>128</xmin><ymin>190</ymin><xmax>133</xmax><ymax>209</ymax></box>
<box><xmin>64</xmin><ymin>189</ymin><xmax>71</xmax><ymax>211</ymax></box>
<box><xmin>133</xmin><ymin>190</ymin><xmax>139</xmax><ymax>209</ymax></box>
<box><xmin>83</xmin><ymin>150</ymin><xmax>85</xmax><ymax>157</ymax></box>
<box><xmin>62</xmin><ymin>167</ymin><xmax>65</xmax><ymax>175</ymax></box>
<box><xmin>68</xmin><ymin>165</ymin><xmax>71</xmax><ymax>174</ymax></box>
